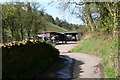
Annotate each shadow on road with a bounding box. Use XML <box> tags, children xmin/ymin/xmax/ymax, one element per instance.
<box><xmin>37</xmin><ymin>55</ymin><xmax>74</xmax><ymax>79</ymax></box>
<box><xmin>72</xmin><ymin>60</ymin><xmax>84</xmax><ymax>79</ymax></box>
<box><xmin>30</xmin><ymin>55</ymin><xmax>85</xmax><ymax>80</ymax></box>
<box><xmin>60</xmin><ymin>55</ymin><xmax>85</xmax><ymax>79</ymax></box>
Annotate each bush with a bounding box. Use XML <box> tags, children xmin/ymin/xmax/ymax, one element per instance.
<box><xmin>2</xmin><ymin>40</ymin><xmax>60</xmax><ymax>79</ymax></box>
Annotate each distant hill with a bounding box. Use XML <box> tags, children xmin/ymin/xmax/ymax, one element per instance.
<box><xmin>42</xmin><ymin>22</ymin><xmax>68</xmax><ymax>33</ymax></box>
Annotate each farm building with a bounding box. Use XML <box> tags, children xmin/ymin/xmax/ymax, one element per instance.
<box><xmin>37</xmin><ymin>31</ymin><xmax>67</xmax><ymax>43</ymax></box>
<box><xmin>64</xmin><ymin>31</ymin><xmax>81</xmax><ymax>41</ymax></box>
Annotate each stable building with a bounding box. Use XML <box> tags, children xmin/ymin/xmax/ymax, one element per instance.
<box><xmin>64</xmin><ymin>31</ymin><xmax>81</xmax><ymax>41</ymax></box>
<box><xmin>37</xmin><ymin>31</ymin><xmax>67</xmax><ymax>43</ymax></box>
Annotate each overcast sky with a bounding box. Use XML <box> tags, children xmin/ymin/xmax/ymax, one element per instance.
<box><xmin>0</xmin><ymin>0</ymin><xmax>84</xmax><ymax>25</ymax></box>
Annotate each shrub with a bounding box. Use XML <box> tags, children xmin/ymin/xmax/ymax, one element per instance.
<box><xmin>2</xmin><ymin>40</ymin><xmax>60</xmax><ymax>79</ymax></box>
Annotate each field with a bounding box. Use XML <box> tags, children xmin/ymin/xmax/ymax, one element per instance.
<box><xmin>43</xmin><ymin>22</ymin><xmax>68</xmax><ymax>33</ymax></box>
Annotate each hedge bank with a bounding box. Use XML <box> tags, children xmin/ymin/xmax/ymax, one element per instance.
<box><xmin>2</xmin><ymin>40</ymin><xmax>60</xmax><ymax>79</ymax></box>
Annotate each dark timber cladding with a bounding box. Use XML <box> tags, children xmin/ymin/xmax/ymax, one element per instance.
<box><xmin>64</xmin><ymin>31</ymin><xmax>80</xmax><ymax>41</ymax></box>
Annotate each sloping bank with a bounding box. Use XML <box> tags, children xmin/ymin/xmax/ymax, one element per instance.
<box><xmin>72</xmin><ymin>32</ymin><xmax>119</xmax><ymax>78</ymax></box>
<box><xmin>2</xmin><ymin>40</ymin><xmax>60</xmax><ymax>79</ymax></box>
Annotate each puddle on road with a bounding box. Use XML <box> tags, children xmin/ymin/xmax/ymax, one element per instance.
<box><xmin>56</xmin><ymin>56</ymin><xmax>74</xmax><ymax>79</ymax></box>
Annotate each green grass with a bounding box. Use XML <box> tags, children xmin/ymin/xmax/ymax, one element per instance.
<box><xmin>72</xmin><ymin>33</ymin><xmax>118</xmax><ymax>78</ymax></box>
<box><xmin>104</xmin><ymin>65</ymin><xmax>116</xmax><ymax>78</ymax></box>
<box><xmin>44</xmin><ymin>22</ymin><xmax>68</xmax><ymax>33</ymax></box>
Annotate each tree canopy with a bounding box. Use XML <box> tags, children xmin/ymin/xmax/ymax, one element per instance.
<box><xmin>2</xmin><ymin>1</ymin><xmax>119</xmax><ymax>43</ymax></box>
<box><xmin>58</xmin><ymin>1</ymin><xmax>119</xmax><ymax>33</ymax></box>
<box><xmin>2</xmin><ymin>2</ymin><xmax>80</xmax><ymax>43</ymax></box>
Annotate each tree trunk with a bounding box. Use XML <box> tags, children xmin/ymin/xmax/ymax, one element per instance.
<box><xmin>20</xmin><ymin>26</ymin><xmax>24</xmax><ymax>40</ymax></box>
<box><xmin>105</xmin><ymin>2</ymin><xmax>119</xmax><ymax>34</ymax></box>
<box><xmin>27</xmin><ymin>30</ymin><xmax>30</xmax><ymax>39</ymax></box>
<box><xmin>11</xmin><ymin>29</ymin><xmax>14</xmax><ymax>41</ymax></box>
<box><xmin>85</xmin><ymin>3</ymin><xmax>96</xmax><ymax>31</ymax></box>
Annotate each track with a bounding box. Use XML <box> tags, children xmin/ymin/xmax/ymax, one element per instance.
<box><xmin>55</xmin><ymin>41</ymin><xmax>103</xmax><ymax>79</ymax></box>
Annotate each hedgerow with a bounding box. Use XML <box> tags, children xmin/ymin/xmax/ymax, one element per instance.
<box><xmin>2</xmin><ymin>40</ymin><xmax>60</xmax><ymax>79</ymax></box>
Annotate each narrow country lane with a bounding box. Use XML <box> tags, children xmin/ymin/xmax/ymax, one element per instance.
<box><xmin>55</xmin><ymin>41</ymin><xmax>103</xmax><ymax>79</ymax></box>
